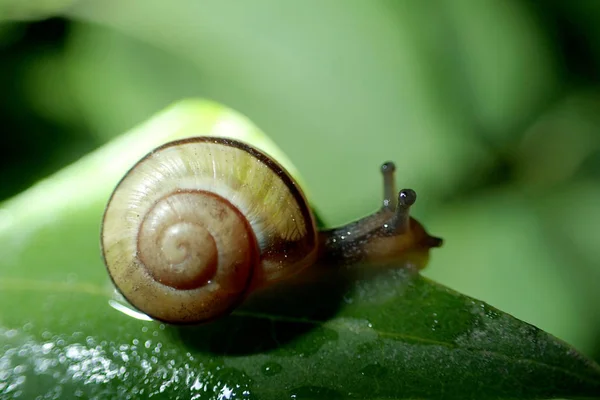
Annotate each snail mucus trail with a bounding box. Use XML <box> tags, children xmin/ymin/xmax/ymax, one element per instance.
<box><xmin>101</xmin><ymin>137</ymin><xmax>442</xmax><ymax>324</ymax></box>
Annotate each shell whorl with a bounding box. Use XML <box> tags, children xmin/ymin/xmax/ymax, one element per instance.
<box><xmin>101</xmin><ymin>137</ymin><xmax>317</xmax><ymax>324</ymax></box>
<box><xmin>137</xmin><ymin>190</ymin><xmax>254</xmax><ymax>291</ymax></box>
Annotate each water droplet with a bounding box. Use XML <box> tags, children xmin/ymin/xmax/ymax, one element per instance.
<box><xmin>42</xmin><ymin>343</ymin><xmax>54</xmax><ymax>354</ymax></box>
<box><xmin>290</xmin><ymin>385</ymin><xmax>343</xmax><ymax>399</ymax></box>
<box><xmin>5</xmin><ymin>329</ymin><xmax>17</xmax><ymax>338</ymax></box>
<box><xmin>13</xmin><ymin>365</ymin><xmax>26</xmax><ymax>374</ymax></box>
<box><xmin>261</xmin><ymin>362</ymin><xmax>282</xmax><ymax>376</ymax></box>
<box><xmin>360</xmin><ymin>363</ymin><xmax>388</xmax><ymax>379</ymax></box>
<box><xmin>108</xmin><ymin>299</ymin><xmax>153</xmax><ymax>321</ymax></box>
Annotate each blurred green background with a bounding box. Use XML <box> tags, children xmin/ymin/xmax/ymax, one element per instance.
<box><xmin>1</xmin><ymin>0</ymin><xmax>599</xmax><ymax>365</ymax></box>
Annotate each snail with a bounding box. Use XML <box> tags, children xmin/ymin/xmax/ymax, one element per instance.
<box><xmin>101</xmin><ymin>137</ymin><xmax>442</xmax><ymax>324</ymax></box>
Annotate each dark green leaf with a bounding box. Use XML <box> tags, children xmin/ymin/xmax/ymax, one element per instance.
<box><xmin>1</xmin><ymin>102</ymin><xmax>599</xmax><ymax>400</ymax></box>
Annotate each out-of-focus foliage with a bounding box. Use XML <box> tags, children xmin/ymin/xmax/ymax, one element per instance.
<box><xmin>0</xmin><ymin>0</ymin><xmax>75</xmax><ymax>21</ymax></box>
<box><xmin>1</xmin><ymin>0</ymin><xmax>600</xmax><ymax>397</ymax></box>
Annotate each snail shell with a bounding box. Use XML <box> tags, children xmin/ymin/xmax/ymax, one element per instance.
<box><xmin>101</xmin><ymin>137</ymin><xmax>317</xmax><ymax>324</ymax></box>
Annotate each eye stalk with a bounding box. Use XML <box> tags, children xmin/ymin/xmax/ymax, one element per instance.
<box><xmin>380</xmin><ymin>162</ymin><xmax>418</xmax><ymax>234</ymax></box>
<box><xmin>317</xmin><ymin>161</ymin><xmax>443</xmax><ymax>268</ymax></box>
<box><xmin>380</xmin><ymin>161</ymin><xmax>397</xmax><ymax>210</ymax></box>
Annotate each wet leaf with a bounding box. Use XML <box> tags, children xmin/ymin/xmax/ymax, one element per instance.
<box><xmin>1</xmin><ymin>101</ymin><xmax>600</xmax><ymax>400</ymax></box>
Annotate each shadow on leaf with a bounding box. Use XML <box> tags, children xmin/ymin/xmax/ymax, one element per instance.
<box><xmin>167</xmin><ymin>265</ymin><xmax>419</xmax><ymax>356</ymax></box>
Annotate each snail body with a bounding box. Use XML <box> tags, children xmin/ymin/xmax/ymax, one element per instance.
<box><xmin>101</xmin><ymin>137</ymin><xmax>442</xmax><ymax>324</ymax></box>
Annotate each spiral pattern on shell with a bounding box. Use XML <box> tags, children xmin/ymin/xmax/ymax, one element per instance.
<box><xmin>101</xmin><ymin>137</ymin><xmax>317</xmax><ymax>324</ymax></box>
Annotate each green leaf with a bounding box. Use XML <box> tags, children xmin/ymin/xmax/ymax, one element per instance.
<box><xmin>1</xmin><ymin>101</ymin><xmax>600</xmax><ymax>400</ymax></box>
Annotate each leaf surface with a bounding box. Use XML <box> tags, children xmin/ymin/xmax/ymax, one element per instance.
<box><xmin>1</xmin><ymin>101</ymin><xmax>599</xmax><ymax>400</ymax></box>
